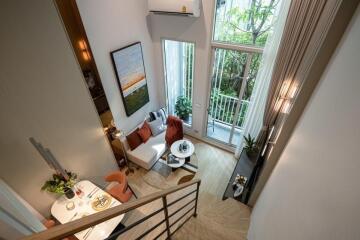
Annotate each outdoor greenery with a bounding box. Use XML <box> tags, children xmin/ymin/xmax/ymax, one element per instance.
<box><xmin>207</xmin><ymin>0</ymin><xmax>279</xmax><ymax>128</ymax></box>
<box><xmin>175</xmin><ymin>96</ymin><xmax>192</xmax><ymax>120</ymax></box>
<box><xmin>183</xmin><ymin>43</ymin><xmax>194</xmax><ymax>102</ymax></box>
<box><xmin>41</xmin><ymin>171</ymin><xmax>77</xmax><ymax>194</ymax></box>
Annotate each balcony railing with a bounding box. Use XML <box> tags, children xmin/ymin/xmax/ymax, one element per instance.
<box><xmin>209</xmin><ymin>93</ymin><xmax>250</xmax><ymax>129</ymax></box>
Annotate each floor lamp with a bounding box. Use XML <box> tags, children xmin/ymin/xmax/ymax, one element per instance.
<box><xmin>112</xmin><ymin>129</ymin><xmax>134</xmax><ymax>175</ymax></box>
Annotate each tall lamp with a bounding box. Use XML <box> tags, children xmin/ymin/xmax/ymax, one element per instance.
<box><xmin>112</xmin><ymin>129</ymin><xmax>134</xmax><ymax>175</ymax></box>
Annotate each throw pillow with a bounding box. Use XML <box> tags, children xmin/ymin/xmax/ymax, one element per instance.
<box><xmin>126</xmin><ymin>129</ymin><xmax>142</xmax><ymax>151</ymax></box>
<box><xmin>137</xmin><ymin>121</ymin><xmax>152</xmax><ymax>143</ymax></box>
<box><xmin>148</xmin><ymin>118</ymin><xmax>166</xmax><ymax>136</ymax></box>
<box><xmin>149</xmin><ymin>107</ymin><xmax>168</xmax><ymax>125</ymax></box>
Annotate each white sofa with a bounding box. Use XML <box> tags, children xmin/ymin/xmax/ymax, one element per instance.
<box><xmin>120</xmin><ymin>130</ymin><xmax>167</xmax><ymax>170</ymax></box>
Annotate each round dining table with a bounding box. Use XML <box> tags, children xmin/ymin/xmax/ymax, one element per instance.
<box><xmin>51</xmin><ymin>180</ymin><xmax>124</xmax><ymax>240</ymax></box>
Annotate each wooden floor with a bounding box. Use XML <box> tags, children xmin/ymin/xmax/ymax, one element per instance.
<box><xmin>120</xmin><ymin>136</ymin><xmax>251</xmax><ymax>240</ymax></box>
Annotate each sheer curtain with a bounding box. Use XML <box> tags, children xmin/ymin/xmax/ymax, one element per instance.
<box><xmin>163</xmin><ymin>40</ymin><xmax>184</xmax><ymax>116</ymax></box>
<box><xmin>235</xmin><ymin>0</ymin><xmax>292</xmax><ymax>158</ymax></box>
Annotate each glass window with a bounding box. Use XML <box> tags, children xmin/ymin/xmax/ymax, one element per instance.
<box><xmin>163</xmin><ymin>40</ymin><xmax>195</xmax><ymax>126</ymax></box>
<box><xmin>207</xmin><ymin>48</ymin><xmax>259</xmax><ymax>145</ymax></box>
<box><xmin>213</xmin><ymin>0</ymin><xmax>280</xmax><ymax>47</ymax></box>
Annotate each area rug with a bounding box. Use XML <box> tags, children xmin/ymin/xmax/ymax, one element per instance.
<box><xmin>142</xmin><ymin>150</ymin><xmax>198</xmax><ymax>190</ymax></box>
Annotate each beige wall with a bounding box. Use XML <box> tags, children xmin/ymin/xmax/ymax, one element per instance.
<box><xmin>76</xmin><ymin>0</ymin><xmax>160</xmax><ymax>134</ymax></box>
<box><xmin>248</xmin><ymin>6</ymin><xmax>360</xmax><ymax>240</ymax></box>
<box><xmin>0</xmin><ymin>0</ymin><xmax>118</xmax><ymax>216</ymax></box>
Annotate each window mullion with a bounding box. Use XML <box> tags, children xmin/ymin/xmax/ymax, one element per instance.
<box><xmin>229</xmin><ymin>53</ymin><xmax>253</xmax><ymax>143</ymax></box>
<box><xmin>211</xmin><ymin>41</ymin><xmax>263</xmax><ymax>54</ymax></box>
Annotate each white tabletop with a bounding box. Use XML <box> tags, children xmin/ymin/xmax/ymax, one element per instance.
<box><xmin>51</xmin><ymin>180</ymin><xmax>124</xmax><ymax>240</ymax></box>
<box><xmin>170</xmin><ymin>139</ymin><xmax>195</xmax><ymax>159</ymax></box>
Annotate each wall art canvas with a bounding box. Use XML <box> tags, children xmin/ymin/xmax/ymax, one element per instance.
<box><xmin>111</xmin><ymin>42</ymin><xmax>149</xmax><ymax>116</ymax></box>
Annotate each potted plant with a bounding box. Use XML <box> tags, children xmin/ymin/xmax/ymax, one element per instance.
<box><xmin>41</xmin><ymin>171</ymin><xmax>77</xmax><ymax>199</ymax></box>
<box><xmin>243</xmin><ymin>134</ymin><xmax>259</xmax><ymax>160</ymax></box>
<box><xmin>175</xmin><ymin>96</ymin><xmax>192</xmax><ymax>122</ymax></box>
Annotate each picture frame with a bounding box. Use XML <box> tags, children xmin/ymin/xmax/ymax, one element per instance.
<box><xmin>110</xmin><ymin>42</ymin><xmax>150</xmax><ymax>116</ymax></box>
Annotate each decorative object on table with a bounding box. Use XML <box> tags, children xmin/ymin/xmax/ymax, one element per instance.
<box><xmin>110</xmin><ymin>42</ymin><xmax>149</xmax><ymax>116</ymax></box>
<box><xmin>64</xmin><ymin>188</ymin><xmax>75</xmax><ymax>200</ymax></box>
<box><xmin>233</xmin><ymin>183</ymin><xmax>244</xmax><ymax>198</ymax></box>
<box><xmin>66</xmin><ymin>201</ymin><xmax>75</xmax><ymax>211</ymax></box>
<box><xmin>174</xmin><ymin>96</ymin><xmax>192</xmax><ymax>122</ymax></box>
<box><xmin>243</xmin><ymin>134</ymin><xmax>259</xmax><ymax>160</ymax></box>
<box><xmin>74</xmin><ymin>184</ymin><xmax>85</xmax><ymax>199</ymax></box>
<box><xmin>165</xmin><ymin>116</ymin><xmax>184</xmax><ymax>146</ymax></box>
<box><xmin>41</xmin><ymin>170</ymin><xmax>77</xmax><ymax>198</ymax></box>
<box><xmin>105</xmin><ymin>171</ymin><xmax>137</xmax><ymax>203</ymax></box>
<box><xmin>91</xmin><ymin>194</ymin><xmax>112</xmax><ymax>211</ymax></box>
<box><xmin>232</xmin><ymin>174</ymin><xmax>248</xmax><ymax>198</ymax></box>
<box><xmin>178</xmin><ymin>140</ymin><xmax>189</xmax><ymax>153</ymax></box>
<box><xmin>113</xmin><ymin>129</ymin><xmax>134</xmax><ymax>175</ymax></box>
<box><xmin>232</xmin><ymin>174</ymin><xmax>248</xmax><ymax>187</ymax></box>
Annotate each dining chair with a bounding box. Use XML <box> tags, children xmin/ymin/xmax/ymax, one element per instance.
<box><xmin>104</xmin><ymin>171</ymin><xmax>137</xmax><ymax>203</ymax></box>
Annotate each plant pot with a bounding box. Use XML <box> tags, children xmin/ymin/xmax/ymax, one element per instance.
<box><xmin>64</xmin><ymin>188</ymin><xmax>75</xmax><ymax>199</ymax></box>
<box><xmin>181</xmin><ymin>115</ymin><xmax>190</xmax><ymax>122</ymax></box>
<box><xmin>246</xmin><ymin>150</ymin><xmax>258</xmax><ymax>161</ymax></box>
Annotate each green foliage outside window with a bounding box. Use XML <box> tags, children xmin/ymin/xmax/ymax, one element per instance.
<box><xmin>205</xmin><ymin>0</ymin><xmax>280</xmax><ymax>127</ymax></box>
<box><xmin>175</xmin><ymin>96</ymin><xmax>192</xmax><ymax>120</ymax></box>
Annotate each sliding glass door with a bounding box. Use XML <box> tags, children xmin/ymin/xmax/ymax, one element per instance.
<box><xmin>206</xmin><ymin>0</ymin><xmax>280</xmax><ymax>147</ymax></box>
<box><xmin>207</xmin><ymin>48</ymin><xmax>260</xmax><ymax>146</ymax></box>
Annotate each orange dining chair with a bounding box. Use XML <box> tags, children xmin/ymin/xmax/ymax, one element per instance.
<box><xmin>105</xmin><ymin>171</ymin><xmax>137</xmax><ymax>203</ymax></box>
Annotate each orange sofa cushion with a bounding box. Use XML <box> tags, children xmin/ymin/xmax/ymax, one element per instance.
<box><xmin>137</xmin><ymin>121</ymin><xmax>152</xmax><ymax>143</ymax></box>
<box><xmin>126</xmin><ymin>129</ymin><xmax>142</xmax><ymax>150</ymax></box>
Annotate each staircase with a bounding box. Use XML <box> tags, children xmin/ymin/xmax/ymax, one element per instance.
<box><xmin>22</xmin><ymin>180</ymin><xmax>251</xmax><ymax>240</ymax></box>
<box><xmin>172</xmin><ymin>192</ymin><xmax>251</xmax><ymax>240</ymax></box>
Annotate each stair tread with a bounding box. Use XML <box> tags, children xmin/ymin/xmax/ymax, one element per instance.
<box><xmin>172</xmin><ymin>192</ymin><xmax>251</xmax><ymax>240</ymax></box>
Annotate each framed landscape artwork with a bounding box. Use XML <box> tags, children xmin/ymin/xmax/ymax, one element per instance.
<box><xmin>111</xmin><ymin>42</ymin><xmax>150</xmax><ymax>116</ymax></box>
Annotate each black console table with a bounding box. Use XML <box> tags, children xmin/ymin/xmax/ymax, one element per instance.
<box><xmin>222</xmin><ymin>149</ymin><xmax>255</xmax><ymax>203</ymax></box>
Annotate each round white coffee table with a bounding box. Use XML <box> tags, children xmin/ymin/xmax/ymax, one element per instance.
<box><xmin>170</xmin><ymin>139</ymin><xmax>195</xmax><ymax>162</ymax></box>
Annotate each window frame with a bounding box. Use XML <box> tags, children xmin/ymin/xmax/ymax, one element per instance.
<box><xmin>205</xmin><ymin>0</ymin><xmax>269</xmax><ymax>146</ymax></box>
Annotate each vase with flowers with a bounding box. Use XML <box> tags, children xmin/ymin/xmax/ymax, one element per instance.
<box><xmin>41</xmin><ymin>171</ymin><xmax>77</xmax><ymax>199</ymax></box>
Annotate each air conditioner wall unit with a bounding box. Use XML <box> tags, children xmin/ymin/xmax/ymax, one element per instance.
<box><xmin>148</xmin><ymin>0</ymin><xmax>201</xmax><ymax>17</ymax></box>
